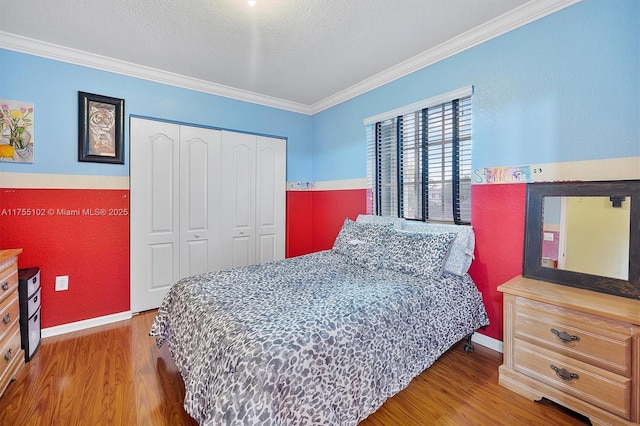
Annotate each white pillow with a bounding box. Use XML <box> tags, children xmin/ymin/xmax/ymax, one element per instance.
<box><xmin>401</xmin><ymin>221</ymin><xmax>475</xmax><ymax>276</ymax></box>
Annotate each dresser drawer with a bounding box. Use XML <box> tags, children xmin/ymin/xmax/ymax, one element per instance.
<box><xmin>0</xmin><ymin>327</ymin><xmax>23</xmax><ymax>396</ymax></box>
<box><xmin>513</xmin><ymin>296</ymin><xmax>632</xmax><ymax>376</ymax></box>
<box><xmin>0</xmin><ymin>292</ymin><xmax>20</xmax><ymax>343</ymax></box>
<box><xmin>514</xmin><ymin>339</ymin><xmax>632</xmax><ymax>421</ymax></box>
<box><xmin>0</xmin><ymin>266</ymin><xmax>18</xmax><ymax>306</ymax></box>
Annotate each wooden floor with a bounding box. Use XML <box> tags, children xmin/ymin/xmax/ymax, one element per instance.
<box><xmin>0</xmin><ymin>310</ymin><xmax>590</xmax><ymax>425</ymax></box>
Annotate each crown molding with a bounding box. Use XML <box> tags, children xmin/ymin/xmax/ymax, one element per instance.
<box><xmin>309</xmin><ymin>0</ymin><xmax>581</xmax><ymax>114</ymax></box>
<box><xmin>1</xmin><ymin>0</ymin><xmax>579</xmax><ymax>116</ymax></box>
<box><xmin>0</xmin><ymin>31</ymin><xmax>313</xmax><ymax>115</ymax></box>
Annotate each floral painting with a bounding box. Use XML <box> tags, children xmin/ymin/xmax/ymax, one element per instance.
<box><xmin>0</xmin><ymin>99</ymin><xmax>34</xmax><ymax>163</ymax></box>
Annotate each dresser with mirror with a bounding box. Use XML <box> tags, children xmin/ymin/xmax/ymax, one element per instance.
<box><xmin>499</xmin><ymin>180</ymin><xmax>640</xmax><ymax>425</ymax></box>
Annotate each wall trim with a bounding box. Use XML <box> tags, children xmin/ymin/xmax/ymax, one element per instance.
<box><xmin>473</xmin><ymin>156</ymin><xmax>640</xmax><ymax>185</ymax></box>
<box><xmin>530</xmin><ymin>156</ymin><xmax>640</xmax><ymax>183</ymax></box>
<box><xmin>311</xmin><ymin>0</ymin><xmax>581</xmax><ymax>113</ymax></box>
<box><xmin>473</xmin><ymin>332</ymin><xmax>503</xmax><ymax>353</ymax></box>
<box><xmin>0</xmin><ymin>0</ymin><xmax>580</xmax><ymax>115</ymax></box>
<box><xmin>0</xmin><ymin>31</ymin><xmax>312</xmax><ymax>115</ymax></box>
<box><xmin>0</xmin><ymin>172</ymin><xmax>129</xmax><ymax>189</ymax></box>
<box><xmin>312</xmin><ymin>178</ymin><xmax>367</xmax><ymax>191</ymax></box>
<box><xmin>41</xmin><ymin>311</ymin><xmax>132</xmax><ymax>339</ymax></box>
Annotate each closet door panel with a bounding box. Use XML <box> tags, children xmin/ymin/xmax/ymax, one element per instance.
<box><xmin>130</xmin><ymin>118</ymin><xmax>180</xmax><ymax>312</ymax></box>
<box><xmin>221</xmin><ymin>132</ymin><xmax>256</xmax><ymax>269</ymax></box>
<box><xmin>256</xmin><ymin>136</ymin><xmax>286</xmax><ymax>263</ymax></box>
<box><xmin>180</xmin><ymin>126</ymin><xmax>222</xmax><ymax>277</ymax></box>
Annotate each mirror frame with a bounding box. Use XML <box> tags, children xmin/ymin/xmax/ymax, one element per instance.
<box><xmin>523</xmin><ymin>180</ymin><xmax>640</xmax><ymax>300</ymax></box>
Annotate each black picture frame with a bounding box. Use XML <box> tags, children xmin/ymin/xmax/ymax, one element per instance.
<box><xmin>78</xmin><ymin>92</ymin><xmax>124</xmax><ymax>164</ymax></box>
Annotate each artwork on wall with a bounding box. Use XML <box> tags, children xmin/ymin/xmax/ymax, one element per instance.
<box><xmin>0</xmin><ymin>98</ymin><xmax>34</xmax><ymax>163</ymax></box>
<box><xmin>78</xmin><ymin>92</ymin><xmax>124</xmax><ymax>164</ymax></box>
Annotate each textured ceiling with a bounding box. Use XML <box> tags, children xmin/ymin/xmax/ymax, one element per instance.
<box><xmin>2</xmin><ymin>0</ymin><xmax>559</xmax><ymax>109</ymax></box>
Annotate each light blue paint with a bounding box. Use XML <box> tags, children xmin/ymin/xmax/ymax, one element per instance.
<box><xmin>312</xmin><ymin>0</ymin><xmax>640</xmax><ymax>181</ymax></box>
<box><xmin>0</xmin><ymin>50</ymin><xmax>313</xmax><ymax>181</ymax></box>
<box><xmin>1</xmin><ymin>0</ymin><xmax>638</xmax><ymax>184</ymax></box>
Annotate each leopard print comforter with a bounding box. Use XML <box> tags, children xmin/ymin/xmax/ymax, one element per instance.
<box><xmin>150</xmin><ymin>250</ymin><xmax>489</xmax><ymax>425</ymax></box>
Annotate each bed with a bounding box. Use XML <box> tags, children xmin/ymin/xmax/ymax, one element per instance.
<box><xmin>150</xmin><ymin>216</ymin><xmax>489</xmax><ymax>425</ymax></box>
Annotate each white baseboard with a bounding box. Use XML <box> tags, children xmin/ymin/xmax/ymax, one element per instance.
<box><xmin>472</xmin><ymin>332</ymin><xmax>503</xmax><ymax>353</ymax></box>
<box><xmin>41</xmin><ymin>311</ymin><xmax>132</xmax><ymax>338</ymax></box>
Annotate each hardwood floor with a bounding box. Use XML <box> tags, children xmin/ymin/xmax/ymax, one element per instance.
<box><xmin>0</xmin><ymin>310</ymin><xmax>590</xmax><ymax>425</ymax></box>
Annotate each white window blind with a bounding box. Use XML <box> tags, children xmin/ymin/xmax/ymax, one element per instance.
<box><xmin>366</xmin><ymin>91</ymin><xmax>472</xmax><ymax>224</ymax></box>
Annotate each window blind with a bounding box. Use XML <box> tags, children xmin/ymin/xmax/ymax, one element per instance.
<box><xmin>366</xmin><ymin>92</ymin><xmax>472</xmax><ymax>224</ymax></box>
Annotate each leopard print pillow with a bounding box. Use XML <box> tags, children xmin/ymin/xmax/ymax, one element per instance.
<box><xmin>332</xmin><ymin>218</ymin><xmax>392</xmax><ymax>270</ymax></box>
<box><xmin>381</xmin><ymin>230</ymin><xmax>456</xmax><ymax>279</ymax></box>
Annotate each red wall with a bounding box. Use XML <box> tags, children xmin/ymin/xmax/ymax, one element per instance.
<box><xmin>286</xmin><ymin>189</ymin><xmax>368</xmax><ymax>256</ymax></box>
<box><xmin>0</xmin><ymin>188</ymin><xmax>130</xmax><ymax>329</ymax></box>
<box><xmin>311</xmin><ymin>190</ymin><xmax>368</xmax><ymax>252</ymax></box>
<box><xmin>1</xmin><ymin>184</ymin><xmax>525</xmax><ymax>342</ymax></box>
<box><xmin>468</xmin><ymin>183</ymin><xmax>526</xmax><ymax>340</ymax></box>
<box><xmin>285</xmin><ymin>191</ymin><xmax>313</xmax><ymax>258</ymax></box>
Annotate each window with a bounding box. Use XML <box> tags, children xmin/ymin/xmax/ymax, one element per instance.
<box><xmin>365</xmin><ymin>87</ymin><xmax>472</xmax><ymax>224</ymax></box>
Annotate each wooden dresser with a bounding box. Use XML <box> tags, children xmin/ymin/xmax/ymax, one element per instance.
<box><xmin>0</xmin><ymin>249</ymin><xmax>24</xmax><ymax>398</ymax></box>
<box><xmin>499</xmin><ymin>275</ymin><xmax>640</xmax><ymax>425</ymax></box>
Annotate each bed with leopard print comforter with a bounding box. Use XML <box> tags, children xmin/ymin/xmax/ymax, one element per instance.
<box><xmin>150</xmin><ymin>250</ymin><xmax>489</xmax><ymax>425</ymax></box>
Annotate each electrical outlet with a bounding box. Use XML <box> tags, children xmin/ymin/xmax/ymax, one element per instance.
<box><xmin>55</xmin><ymin>275</ymin><xmax>69</xmax><ymax>291</ymax></box>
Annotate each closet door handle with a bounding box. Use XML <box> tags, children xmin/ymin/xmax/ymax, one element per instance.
<box><xmin>551</xmin><ymin>328</ymin><xmax>580</xmax><ymax>343</ymax></box>
<box><xmin>2</xmin><ymin>313</ymin><xmax>10</xmax><ymax>325</ymax></box>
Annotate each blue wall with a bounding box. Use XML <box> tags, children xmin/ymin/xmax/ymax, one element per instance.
<box><xmin>1</xmin><ymin>0</ymin><xmax>638</xmax><ymax>184</ymax></box>
<box><xmin>311</xmin><ymin>0</ymin><xmax>640</xmax><ymax>182</ymax></box>
<box><xmin>0</xmin><ymin>50</ymin><xmax>314</xmax><ymax>182</ymax></box>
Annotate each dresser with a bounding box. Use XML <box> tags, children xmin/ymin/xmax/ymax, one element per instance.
<box><xmin>0</xmin><ymin>249</ymin><xmax>24</xmax><ymax>398</ymax></box>
<box><xmin>499</xmin><ymin>275</ymin><xmax>640</xmax><ymax>425</ymax></box>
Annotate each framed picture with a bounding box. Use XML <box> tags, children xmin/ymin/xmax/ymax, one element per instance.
<box><xmin>0</xmin><ymin>98</ymin><xmax>34</xmax><ymax>163</ymax></box>
<box><xmin>78</xmin><ymin>92</ymin><xmax>124</xmax><ymax>164</ymax></box>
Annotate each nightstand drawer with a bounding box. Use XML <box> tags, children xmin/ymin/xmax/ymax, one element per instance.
<box><xmin>514</xmin><ymin>296</ymin><xmax>631</xmax><ymax>376</ymax></box>
<box><xmin>0</xmin><ymin>292</ymin><xmax>19</xmax><ymax>343</ymax></box>
<box><xmin>514</xmin><ymin>339</ymin><xmax>632</xmax><ymax>421</ymax></box>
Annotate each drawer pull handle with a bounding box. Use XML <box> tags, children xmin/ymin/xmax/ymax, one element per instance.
<box><xmin>4</xmin><ymin>348</ymin><xmax>12</xmax><ymax>361</ymax></box>
<box><xmin>550</xmin><ymin>328</ymin><xmax>580</xmax><ymax>343</ymax></box>
<box><xmin>550</xmin><ymin>364</ymin><xmax>579</xmax><ymax>381</ymax></box>
<box><xmin>2</xmin><ymin>313</ymin><xmax>10</xmax><ymax>324</ymax></box>
<box><xmin>1</xmin><ymin>282</ymin><xmax>8</xmax><ymax>291</ymax></box>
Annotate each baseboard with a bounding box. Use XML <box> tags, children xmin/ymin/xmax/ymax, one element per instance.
<box><xmin>41</xmin><ymin>311</ymin><xmax>132</xmax><ymax>338</ymax></box>
<box><xmin>472</xmin><ymin>332</ymin><xmax>503</xmax><ymax>353</ymax></box>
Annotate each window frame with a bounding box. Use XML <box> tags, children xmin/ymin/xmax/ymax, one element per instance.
<box><xmin>365</xmin><ymin>87</ymin><xmax>473</xmax><ymax>225</ymax></box>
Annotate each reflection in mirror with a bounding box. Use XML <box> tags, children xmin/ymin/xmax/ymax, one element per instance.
<box><xmin>542</xmin><ymin>196</ymin><xmax>630</xmax><ymax>280</ymax></box>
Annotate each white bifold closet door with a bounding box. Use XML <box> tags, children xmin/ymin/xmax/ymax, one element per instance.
<box><xmin>130</xmin><ymin>117</ymin><xmax>285</xmax><ymax>313</ymax></box>
<box><xmin>220</xmin><ymin>131</ymin><xmax>286</xmax><ymax>269</ymax></box>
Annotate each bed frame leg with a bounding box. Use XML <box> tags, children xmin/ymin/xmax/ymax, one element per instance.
<box><xmin>463</xmin><ymin>334</ymin><xmax>474</xmax><ymax>353</ymax></box>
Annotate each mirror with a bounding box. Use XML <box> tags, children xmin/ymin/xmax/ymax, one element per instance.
<box><xmin>523</xmin><ymin>180</ymin><xmax>640</xmax><ymax>299</ymax></box>
<box><xmin>542</xmin><ymin>195</ymin><xmax>630</xmax><ymax>279</ymax></box>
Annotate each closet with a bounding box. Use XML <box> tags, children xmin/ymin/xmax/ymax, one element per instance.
<box><xmin>130</xmin><ymin>118</ymin><xmax>286</xmax><ymax>313</ymax></box>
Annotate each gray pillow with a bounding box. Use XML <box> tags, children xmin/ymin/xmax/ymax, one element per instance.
<box><xmin>332</xmin><ymin>218</ymin><xmax>392</xmax><ymax>271</ymax></box>
<box><xmin>381</xmin><ymin>230</ymin><xmax>456</xmax><ymax>279</ymax></box>
<box><xmin>356</xmin><ymin>214</ymin><xmax>405</xmax><ymax>229</ymax></box>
